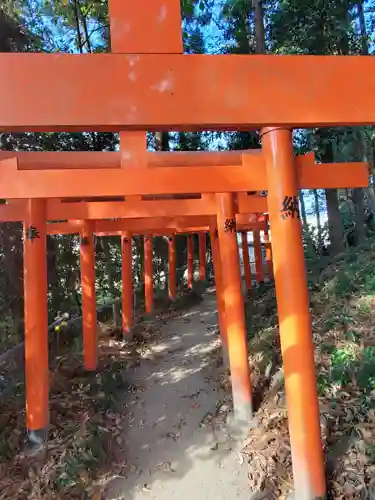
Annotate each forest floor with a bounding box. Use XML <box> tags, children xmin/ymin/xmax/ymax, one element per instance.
<box><xmin>0</xmin><ymin>242</ymin><xmax>375</xmax><ymax>499</ymax></box>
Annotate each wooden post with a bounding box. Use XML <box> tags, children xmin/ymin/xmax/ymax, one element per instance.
<box><xmin>253</xmin><ymin>229</ymin><xmax>264</xmax><ymax>283</ymax></box>
<box><xmin>121</xmin><ymin>231</ymin><xmax>133</xmax><ymax>335</ymax></box>
<box><xmin>264</xmin><ymin>218</ymin><xmax>274</xmax><ymax>280</ymax></box>
<box><xmin>168</xmin><ymin>235</ymin><xmax>176</xmax><ymax>300</ymax></box>
<box><xmin>261</xmin><ymin>127</ymin><xmax>326</xmax><ymax>499</ymax></box>
<box><xmin>24</xmin><ymin>199</ymin><xmax>49</xmax><ymax>447</ymax></box>
<box><xmin>241</xmin><ymin>231</ymin><xmax>252</xmax><ymax>291</ymax></box>
<box><xmin>80</xmin><ymin>220</ymin><xmax>97</xmax><ymax>370</ymax></box>
<box><xmin>187</xmin><ymin>234</ymin><xmax>194</xmax><ymax>289</ymax></box>
<box><xmin>199</xmin><ymin>232</ymin><xmax>206</xmax><ymax>281</ymax></box>
<box><xmin>216</xmin><ymin>194</ymin><xmax>253</xmax><ymax>421</ymax></box>
<box><xmin>209</xmin><ymin>224</ymin><xmax>228</xmax><ymax>365</ymax></box>
<box><xmin>144</xmin><ymin>235</ymin><xmax>153</xmax><ymax>313</ymax></box>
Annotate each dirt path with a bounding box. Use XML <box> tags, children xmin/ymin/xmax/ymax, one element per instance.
<box><xmin>105</xmin><ymin>291</ymin><xmax>251</xmax><ymax>500</ymax></box>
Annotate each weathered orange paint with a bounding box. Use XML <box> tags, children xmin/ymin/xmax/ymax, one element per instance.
<box><xmin>44</xmin><ymin>216</ymin><xmax>267</xmax><ymax>236</ymax></box>
<box><xmin>253</xmin><ymin>229</ymin><xmax>264</xmax><ymax>283</ymax></box>
<box><xmin>24</xmin><ymin>199</ymin><xmax>49</xmax><ymax>432</ymax></box>
<box><xmin>199</xmin><ymin>233</ymin><xmax>206</xmax><ymax>281</ymax></box>
<box><xmin>209</xmin><ymin>224</ymin><xmax>227</xmax><ymax>350</ymax></box>
<box><xmin>121</xmin><ymin>232</ymin><xmax>133</xmax><ymax>335</ymax></box>
<box><xmin>0</xmin><ymin>149</ymin><xmax>258</xmax><ymax>169</ymax></box>
<box><xmin>3</xmin><ymin>54</ymin><xmax>375</xmax><ymax>131</ymax></box>
<box><xmin>94</xmin><ymin>216</ymin><xmax>212</xmax><ymax>233</ymax></box>
<box><xmin>0</xmin><ymin>157</ymin><xmax>367</xmax><ymax>198</ymax></box>
<box><xmin>168</xmin><ymin>235</ymin><xmax>176</xmax><ymax>300</ymax></box>
<box><xmin>216</xmin><ymin>193</ymin><xmax>253</xmax><ymax>421</ymax></box>
<box><xmin>109</xmin><ymin>0</ymin><xmax>182</xmax><ymax>54</ymax></box>
<box><xmin>80</xmin><ymin>220</ymin><xmax>97</xmax><ymax>370</ymax></box>
<box><xmin>241</xmin><ymin>232</ymin><xmax>252</xmax><ymax>291</ymax></box>
<box><xmin>262</xmin><ymin>127</ymin><xmax>325</xmax><ymax>498</ymax></box>
<box><xmin>0</xmin><ymin>197</ymin><xmax>268</xmax><ymax>222</ymax></box>
<box><xmin>46</xmin><ymin>225</ymin><xmax>266</xmax><ymax>238</ymax></box>
<box><xmin>109</xmin><ymin>0</ymin><xmax>167</xmax><ymax>198</ymax></box>
<box><xmin>264</xmin><ymin>222</ymin><xmax>274</xmax><ymax>280</ymax></box>
<box><xmin>187</xmin><ymin>234</ymin><xmax>194</xmax><ymax>289</ymax></box>
<box><xmin>144</xmin><ymin>236</ymin><xmax>153</xmax><ymax>313</ymax></box>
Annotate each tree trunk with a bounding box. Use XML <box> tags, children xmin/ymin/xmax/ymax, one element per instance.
<box><xmin>367</xmin><ymin>185</ymin><xmax>375</xmax><ymax>213</ymax></box>
<box><xmin>356</xmin><ymin>0</ymin><xmax>375</xmax><ymax>222</ymax></box>
<box><xmin>47</xmin><ymin>235</ymin><xmax>59</xmax><ymax>313</ymax></box>
<box><xmin>101</xmin><ymin>238</ymin><xmax>115</xmax><ymax>297</ymax></box>
<box><xmin>0</xmin><ymin>223</ymin><xmax>24</xmax><ymax>329</ymax></box>
<box><xmin>299</xmin><ymin>191</ymin><xmax>308</xmax><ymax>227</ymax></box>
<box><xmin>326</xmin><ymin>189</ymin><xmax>345</xmax><ymax>254</ymax></box>
<box><xmin>314</xmin><ymin>190</ymin><xmax>323</xmax><ymax>253</ymax></box>
<box><xmin>79</xmin><ymin>6</ymin><xmax>92</xmax><ymax>53</ymax></box>
<box><xmin>253</xmin><ymin>0</ymin><xmax>266</xmax><ymax>54</ymax></box>
<box><xmin>101</xmin><ymin>237</ymin><xmax>120</xmax><ymax>324</ymax></box>
<box><xmin>353</xmin><ymin>188</ymin><xmax>365</xmax><ymax>244</ymax></box>
<box><xmin>352</xmin><ymin>129</ymin><xmax>365</xmax><ymax>244</ymax></box>
<box><xmin>155</xmin><ymin>132</ymin><xmax>169</xmax><ymax>151</ymax></box>
<box><xmin>72</xmin><ymin>0</ymin><xmax>84</xmax><ymax>52</ymax></box>
<box><xmin>315</xmin><ymin>129</ymin><xmax>345</xmax><ymax>254</ymax></box>
<box><xmin>357</xmin><ymin>0</ymin><xmax>368</xmax><ymax>55</ymax></box>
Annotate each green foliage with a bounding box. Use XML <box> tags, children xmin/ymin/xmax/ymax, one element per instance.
<box><xmin>0</xmin><ymin>437</ymin><xmax>12</xmax><ymax>460</ymax></box>
<box><xmin>367</xmin><ymin>444</ymin><xmax>375</xmax><ymax>465</ymax></box>
<box><xmin>270</xmin><ymin>0</ymin><xmax>360</xmax><ymax>55</ymax></box>
<box><xmin>318</xmin><ymin>238</ymin><xmax>375</xmax><ymax>298</ymax></box>
<box><xmin>330</xmin><ymin>345</ymin><xmax>375</xmax><ymax>392</ymax></box>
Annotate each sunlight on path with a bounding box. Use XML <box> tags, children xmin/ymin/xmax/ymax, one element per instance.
<box><xmin>105</xmin><ymin>292</ymin><xmax>251</xmax><ymax>500</ymax></box>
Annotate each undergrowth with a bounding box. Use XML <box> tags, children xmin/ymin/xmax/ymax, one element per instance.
<box><xmin>0</xmin><ymin>287</ymin><xmax>201</xmax><ymax>499</ymax></box>
<box><xmin>243</xmin><ymin>237</ymin><xmax>375</xmax><ymax>499</ymax></box>
<box><xmin>0</xmin><ymin>350</ymin><xmax>131</xmax><ymax>500</ymax></box>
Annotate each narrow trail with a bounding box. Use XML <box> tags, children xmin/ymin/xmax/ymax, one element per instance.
<box><xmin>105</xmin><ymin>291</ymin><xmax>251</xmax><ymax>500</ymax></box>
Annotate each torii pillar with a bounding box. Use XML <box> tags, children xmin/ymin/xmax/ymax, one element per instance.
<box><xmin>24</xmin><ymin>199</ymin><xmax>49</xmax><ymax>448</ymax></box>
<box><xmin>241</xmin><ymin>231</ymin><xmax>252</xmax><ymax>291</ymax></box>
<box><xmin>210</xmin><ymin>223</ymin><xmax>228</xmax><ymax>366</ymax></box>
<box><xmin>121</xmin><ymin>232</ymin><xmax>133</xmax><ymax>335</ymax></box>
<box><xmin>261</xmin><ymin>128</ymin><xmax>325</xmax><ymax>499</ymax></box>
<box><xmin>144</xmin><ymin>235</ymin><xmax>154</xmax><ymax>313</ymax></box>
<box><xmin>216</xmin><ymin>194</ymin><xmax>253</xmax><ymax>421</ymax></box>
<box><xmin>80</xmin><ymin>220</ymin><xmax>97</xmax><ymax>370</ymax></box>
<box><xmin>264</xmin><ymin>219</ymin><xmax>274</xmax><ymax>280</ymax></box>
<box><xmin>168</xmin><ymin>235</ymin><xmax>176</xmax><ymax>300</ymax></box>
<box><xmin>187</xmin><ymin>234</ymin><xmax>194</xmax><ymax>289</ymax></box>
<box><xmin>199</xmin><ymin>233</ymin><xmax>206</xmax><ymax>281</ymax></box>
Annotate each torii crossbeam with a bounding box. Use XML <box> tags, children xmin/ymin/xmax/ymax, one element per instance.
<box><xmin>0</xmin><ymin>152</ymin><xmax>366</xmax><ymax>197</ymax></box>
<box><xmin>1</xmin><ymin>53</ymin><xmax>375</xmax><ymax>131</ymax></box>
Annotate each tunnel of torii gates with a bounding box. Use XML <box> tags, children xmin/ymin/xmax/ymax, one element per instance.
<box><xmin>0</xmin><ymin>0</ymin><xmax>373</xmax><ymax>497</ymax></box>
<box><xmin>0</xmin><ymin>198</ymin><xmax>272</xmax><ymax>360</ymax></box>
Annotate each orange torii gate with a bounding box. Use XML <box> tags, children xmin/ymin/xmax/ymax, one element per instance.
<box><xmin>0</xmin><ymin>194</ymin><xmax>267</xmax><ymax>368</ymax></box>
<box><xmin>0</xmin><ymin>195</ymin><xmax>267</xmax><ymax>329</ymax></box>
<box><xmin>0</xmin><ymin>0</ymin><xmax>371</xmax><ymax>497</ymax></box>
<box><xmin>48</xmin><ymin>215</ymin><xmax>268</xmax><ymax>341</ymax></box>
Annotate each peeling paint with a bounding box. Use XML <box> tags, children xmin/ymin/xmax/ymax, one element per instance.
<box><xmin>127</xmin><ymin>55</ymin><xmax>140</xmax><ymax>67</ymax></box>
<box><xmin>118</xmin><ymin>20</ymin><xmax>131</xmax><ymax>35</ymax></box>
<box><xmin>151</xmin><ymin>78</ymin><xmax>173</xmax><ymax>93</ymax></box>
<box><xmin>157</xmin><ymin>4</ymin><xmax>168</xmax><ymax>24</ymax></box>
<box><xmin>129</xmin><ymin>71</ymin><xmax>136</xmax><ymax>82</ymax></box>
<box><xmin>121</xmin><ymin>150</ymin><xmax>132</xmax><ymax>161</ymax></box>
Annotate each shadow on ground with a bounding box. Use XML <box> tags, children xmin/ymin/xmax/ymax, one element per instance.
<box><xmin>103</xmin><ymin>291</ymin><xmax>252</xmax><ymax>500</ymax></box>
